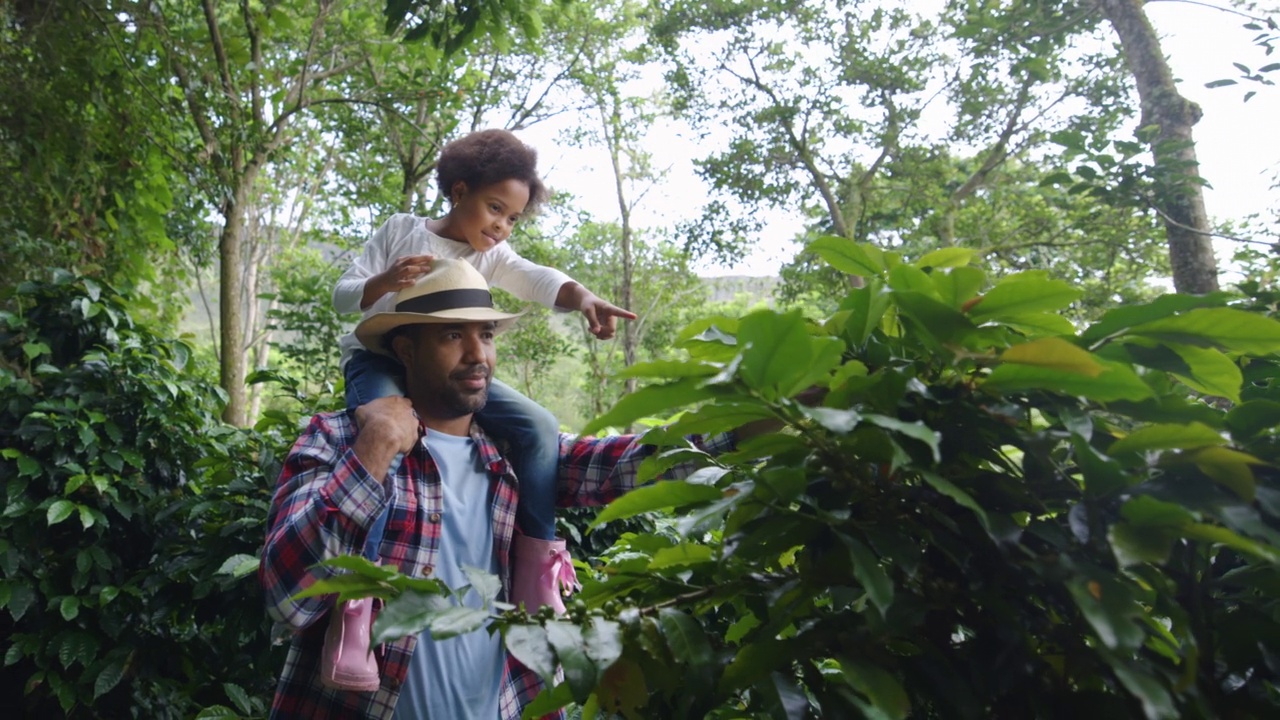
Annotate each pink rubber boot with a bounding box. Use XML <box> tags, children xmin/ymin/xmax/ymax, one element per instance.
<box><xmin>320</xmin><ymin>596</ymin><xmax>381</xmax><ymax>692</ymax></box>
<box><xmin>510</xmin><ymin>535</ymin><xmax>580</xmax><ymax>615</ymax></box>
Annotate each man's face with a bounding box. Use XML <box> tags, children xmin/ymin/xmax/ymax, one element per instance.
<box><xmin>393</xmin><ymin>321</ymin><xmax>497</xmax><ymax>421</ymax></box>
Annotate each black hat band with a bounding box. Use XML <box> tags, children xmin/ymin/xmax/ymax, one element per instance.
<box><xmin>396</xmin><ymin>288</ymin><xmax>494</xmax><ymax>315</ymax></box>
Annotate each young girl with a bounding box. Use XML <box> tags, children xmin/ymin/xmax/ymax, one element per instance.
<box><xmin>322</xmin><ymin>129</ymin><xmax>635</xmax><ymax>691</ymax></box>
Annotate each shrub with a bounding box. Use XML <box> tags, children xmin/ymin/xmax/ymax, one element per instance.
<box><xmin>0</xmin><ymin>272</ymin><xmax>283</xmax><ymax>718</ymax></box>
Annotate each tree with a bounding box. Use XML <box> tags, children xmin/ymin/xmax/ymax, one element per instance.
<box><xmin>1098</xmin><ymin>0</ymin><xmax>1220</xmax><ymax>294</ymax></box>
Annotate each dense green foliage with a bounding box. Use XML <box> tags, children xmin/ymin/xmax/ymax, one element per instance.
<box><xmin>0</xmin><ymin>275</ymin><xmax>287</xmax><ymax>718</ymax></box>
<box><xmin>321</xmin><ymin>239</ymin><xmax>1280</xmax><ymax>719</ymax></box>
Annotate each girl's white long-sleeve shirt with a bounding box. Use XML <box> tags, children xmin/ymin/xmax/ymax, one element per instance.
<box><xmin>334</xmin><ymin>213</ymin><xmax>574</xmax><ymax>366</ymax></box>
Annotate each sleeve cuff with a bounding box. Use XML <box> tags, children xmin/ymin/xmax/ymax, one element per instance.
<box><xmin>318</xmin><ymin>446</ymin><xmax>390</xmax><ymax>530</ymax></box>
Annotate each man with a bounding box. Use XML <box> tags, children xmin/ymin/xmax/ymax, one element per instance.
<box><xmin>259</xmin><ymin>259</ymin><xmax>734</xmax><ymax>719</ymax></box>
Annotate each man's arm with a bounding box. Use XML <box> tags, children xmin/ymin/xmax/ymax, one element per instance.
<box><xmin>554</xmin><ymin>431</ymin><xmax>737</xmax><ymax>508</ymax></box>
<box><xmin>258</xmin><ymin>399</ymin><xmax>418</xmax><ymax>630</ymax></box>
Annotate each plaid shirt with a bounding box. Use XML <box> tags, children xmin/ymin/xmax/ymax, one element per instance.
<box><xmin>260</xmin><ymin>409</ymin><xmax>732</xmax><ymax>719</ymax></box>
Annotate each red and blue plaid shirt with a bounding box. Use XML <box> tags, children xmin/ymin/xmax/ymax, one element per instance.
<box><xmin>259</xmin><ymin>409</ymin><xmax>733</xmax><ymax>719</ymax></box>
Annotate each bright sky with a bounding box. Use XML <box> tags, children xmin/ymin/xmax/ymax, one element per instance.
<box><xmin>523</xmin><ymin>2</ymin><xmax>1280</xmax><ymax>277</ymax></box>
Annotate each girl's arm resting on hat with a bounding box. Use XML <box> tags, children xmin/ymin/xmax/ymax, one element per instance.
<box><xmin>556</xmin><ymin>281</ymin><xmax>639</xmax><ymax>341</ymax></box>
<box><xmin>359</xmin><ymin>254</ymin><xmax>436</xmax><ymax>310</ymax></box>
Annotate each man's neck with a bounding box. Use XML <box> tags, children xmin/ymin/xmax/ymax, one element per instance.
<box><xmin>417</xmin><ymin>410</ymin><xmax>474</xmax><ymax>438</ymax></box>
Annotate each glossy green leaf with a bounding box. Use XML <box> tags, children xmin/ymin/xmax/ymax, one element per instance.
<box><xmin>932</xmin><ymin>266</ymin><xmax>986</xmax><ymax>308</ymax></box>
<box><xmin>841</xmin><ymin>280</ymin><xmax>892</xmax><ymax>347</ymax></box>
<box><xmin>1109</xmin><ymin>422</ymin><xmax>1226</xmax><ymax>455</ymax></box>
<box><xmin>665</xmin><ymin>402</ymin><xmax>775</xmax><ymax>436</ymax></box>
<box><xmin>581</xmin><ymin>378</ymin><xmax>719</xmax><ymax>437</ymax></box>
<box><xmin>648</xmin><ymin>543</ymin><xmax>715</xmax><ymax>570</ymax></box>
<box><xmin>887</xmin><ymin>263</ymin><xmax>938</xmax><ymax>298</ymax></box>
<box><xmin>371</xmin><ymin>590</ymin><xmax>452</xmax><ymax>645</ymax></box>
<box><xmin>864</xmin><ymin>414</ymin><xmax>941</xmax><ymax>463</ymax></box>
<box><xmin>519</xmin><ymin>680</ymin><xmax>573</xmax><ymax>719</ymax></box>
<box><xmin>1000</xmin><ymin>338</ymin><xmax>1102</xmax><ymax>376</ymax></box>
<box><xmin>660</xmin><ymin>607</ymin><xmax>714</xmax><ymax>678</ymax></box>
<box><xmin>428</xmin><ymin>605</ymin><xmax>490</xmax><ymax>640</ymax></box>
<box><xmin>920</xmin><ymin>472</ymin><xmax>991</xmax><ymax>534</ymax></box>
<box><xmin>1065</xmin><ymin>569</ymin><xmax>1145</xmax><ymax>652</ymax></box>
<box><xmin>837</xmin><ymin>656</ymin><xmax>911</xmax><ymax>719</ymax></box>
<box><xmin>504</xmin><ymin>623</ymin><xmax>556</xmax><ymax>683</ymax></box>
<box><xmin>583</xmin><ymin>616</ymin><xmax>623</xmax><ymax>670</ymax></box>
<box><xmin>1001</xmin><ymin>312</ymin><xmax>1078</xmax><ymax>336</ymax></box>
<box><xmin>47</xmin><ymin>500</ymin><xmax>76</xmax><ymax>526</ymax></box>
<box><xmin>838</xmin><ymin>532</ymin><xmax>893</xmax><ymax>614</ymax></box>
<box><xmin>914</xmin><ymin>246</ymin><xmax>975</xmax><ymax>270</ymax></box>
<box><xmin>216</xmin><ymin>553</ymin><xmax>260</xmax><ymax>579</ymax></box>
<box><xmin>1164</xmin><ymin>342</ymin><xmax>1241</xmax><ymax>402</ymax></box>
<box><xmin>1119</xmin><ymin>495</ymin><xmax>1195</xmax><ymax>527</ymax></box>
<box><xmin>614</xmin><ymin>359</ymin><xmax>720</xmax><ymax>380</ymax></box>
<box><xmin>984</xmin><ymin>360</ymin><xmax>1152</xmax><ymax>402</ymax></box>
<box><xmin>1182</xmin><ymin>523</ymin><xmax>1280</xmax><ymax>563</ymax></box>
<box><xmin>810</xmin><ymin>236</ymin><xmax>887</xmax><ymax>277</ymax></box>
<box><xmin>1126</xmin><ymin>308</ymin><xmax>1280</xmax><ymax>354</ymax></box>
<box><xmin>1080</xmin><ymin>293</ymin><xmax>1233</xmax><ymax>344</ymax></box>
<box><xmin>1188</xmin><ymin>446</ymin><xmax>1261</xmax><ymax>501</ymax></box>
<box><xmin>546</xmin><ymin>620</ymin><xmax>595</xmax><ymax>702</ymax></box>
<box><xmin>1109</xmin><ymin>522</ymin><xmax>1177</xmax><ymax>567</ymax></box>
<box><xmin>893</xmin><ymin>291</ymin><xmax>979</xmax><ymax>344</ymax></box>
<box><xmin>1226</xmin><ymin>400</ymin><xmax>1280</xmax><ymax>440</ymax></box>
<box><xmin>589</xmin><ymin>481</ymin><xmax>723</xmax><ymax>530</ymax></box>
<box><xmin>1102</xmin><ymin>653</ymin><xmax>1179</xmax><ymax>720</ymax></box>
<box><xmin>462</xmin><ymin>565</ymin><xmax>501</xmax><ymax>603</ymax></box>
<box><xmin>93</xmin><ymin>659</ymin><xmax>125</xmax><ymax>699</ymax></box>
<box><xmin>966</xmin><ymin>274</ymin><xmax>1081</xmax><ymax>322</ymax></box>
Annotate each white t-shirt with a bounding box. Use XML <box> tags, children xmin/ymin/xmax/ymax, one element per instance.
<box><xmin>334</xmin><ymin>213</ymin><xmax>574</xmax><ymax>365</ymax></box>
<box><xmin>392</xmin><ymin>431</ymin><xmax>502</xmax><ymax>720</ymax></box>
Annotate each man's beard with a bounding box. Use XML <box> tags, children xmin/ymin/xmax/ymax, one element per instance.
<box><xmin>439</xmin><ymin>364</ymin><xmax>490</xmax><ymax>417</ymax></box>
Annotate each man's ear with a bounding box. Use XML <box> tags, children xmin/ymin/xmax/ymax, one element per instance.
<box><xmin>450</xmin><ymin>181</ymin><xmax>469</xmax><ymax>205</ymax></box>
<box><xmin>390</xmin><ymin>330</ymin><xmax>415</xmax><ymax>366</ymax></box>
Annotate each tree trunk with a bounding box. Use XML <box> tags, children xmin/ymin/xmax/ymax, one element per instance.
<box><xmin>1099</xmin><ymin>0</ymin><xmax>1219</xmax><ymax>294</ymax></box>
<box><xmin>219</xmin><ymin>202</ymin><xmax>248</xmax><ymax>427</ymax></box>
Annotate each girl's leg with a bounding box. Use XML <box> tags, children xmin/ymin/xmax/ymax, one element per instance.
<box><xmin>477</xmin><ymin>379</ymin><xmax>559</xmax><ymax>540</ymax></box>
<box><xmin>343</xmin><ymin>349</ymin><xmax>407</xmax><ymax>410</ymax></box>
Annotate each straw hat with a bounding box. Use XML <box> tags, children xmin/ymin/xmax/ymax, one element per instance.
<box><xmin>354</xmin><ymin>258</ymin><xmax>525</xmax><ymax>355</ymax></box>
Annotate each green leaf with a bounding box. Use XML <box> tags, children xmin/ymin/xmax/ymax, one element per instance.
<box><xmin>1108</xmin><ymin>422</ymin><xmax>1226</xmax><ymax>455</ymax></box>
<box><xmin>1001</xmin><ymin>312</ymin><xmax>1078</xmax><ymax>336</ymax></box>
<box><xmin>581</xmin><ymin>378</ymin><xmax>719</xmax><ymax>436</ymax></box>
<box><xmin>810</xmin><ymin>236</ymin><xmax>887</xmax><ymax>277</ymax></box>
<box><xmin>47</xmin><ymin>500</ymin><xmax>76</xmax><ymax>526</ymax></box>
<box><xmin>519</xmin><ymin>680</ymin><xmax>573</xmax><ymax>719</ymax></box>
<box><xmin>893</xmin><ymin>291</ymin><xmax>978</xmax><ymax>345</ymax></box>
<box><xmin>1000</xmin><ymin>338</ymin><xmax>1102</xmax><ymax>376</ymax></box>
<box><xmin>1081</xmin><ymin>293</ymin><xmax>1232</xmax><ymax>344</ymax></box>
<box><xmin>966</xmin><ymin>274</ymin><xmax>1081</xmax><ymax>322</ymax></box>
<box><xmin>1181</xmin><ymin>523</ymin><xmax>1280</xmax><ymax>563</ymax></box>
<box><xmin>546</xmin><ymin>620</ymin><xmax>595</xmax><ymax>703</ymax></box>
<box><xmin>216</xmin><ymin>553</ymin><xmax>260</xmax><ymax>579</ymax></box>
<box><xmin>291</xmin><ymin>573</ymin><xmax>394</xmax><ymax>602</ymax></box>
<box><xmin>737</xmin><ymin>309</ymin><xmax>840</xmax><ymax>400</ymax></box>
<box><xmin>8</xmin><ymin>585</ymin><xmax>35</xmax><ymax>621</ymax></box>
<box><xmin>983</xmin><ymin>359</ymin><xmax>1153</xmax><ymax>402</ymax></box>
<box><xmin>665</xmin><ymin>402</ymin><xmax>775</xmax><ymax>436</ymax></box>
<box><xmin>887</xmin><ymin>263</ymin><xmax>939</xmax><ymax>298</ymax></box>
<box><xmin>1109</xmin><ymin>522</ymin><xmax>1177</xmax><ymax>567</ymax></box>
<box><xmin>1164</xmin><ymin>343</ymin><xmax>1241</xmax><ymax>402</ymax></box>
<box><xmin>1065</xmin><ymin>567</ymin><xmax>1145</xmax><ymax>652</ymax></box>
<box><xmin>428</xmin><ymin>605</ymin><xmax>490</xmax><ymax>639</ymax></box>
<box><xmin>920</xmin><ymin>472</ymin><xmax>991</xmax><ymax>534</ymax></box>
<box><xmin>223</xmin><ymin>682</ymin><xmax>253</xmax><ymax>715</ymax></box>
<box><xmin>1126</xmin><ymin>308</ymin><xmax>1280</xmax><ymax>355</ymax></box>
<box><xmin>648</xmin><ymin>543</ymin><xmax>715</xmax><ymax>570</ymax></box>
<box><xmin>372</xmin><ymin>591</ymin><xmax>452</xmax><ymax>645</ymax></box>
<box><xmin>58</xmin><ymin>631</ymin><xmax>98</xmax><ymax>669</ymax></box>
<box><xmin>914</xmin><ymin>247</ymin><xmax>974</xmax><ymax>270</ymax></box>
<box><xmin>1187</xmin><ymin>446</ymin><xmax>1261</xmax><ymax>501</ymax></box>
<box><xmin>588</xmin><ymin>481</ymin><xmax>723</xmax><ymax>530</ymax></box>
<box><xmin>838</xmin><ymin>533</ymin><xmax>894</xmax><ymax>614</ymax></box>
<box><xmin>60</xmin><ymin>596</ymin><xmax>80</xmax><ymax>621</ymax></box>
<box><xmin>931</xmin><ymin>266</ymin><xmax>986</xmax><ymax>309</ymax></box>
<box><xmin>193</xmin><ymin>706</ymin><xmax>241</xmax><ymax>720</ymax></box>
<box><xmin>462</xmin><ymin>565</ymin><xmax>501</xmax><ymax>603</ymax></box>
<box><xmin>504</xmin><ymin>623</ymin><xmax>557</xmax><ymax>682</ymax></box>
<box><xmin>659</xmin><ymin>607</ymin><xmax>714</xmax><ymax>673</ymax></box>
<box><xmin>836</xmin><ymin>656</ymin><xmax>911</xmax><ymax>719</ymax></box>
<box><xmin>93</xmin><ymin>659</ymin><xmax>126</xmax><ymax>699</ymax></box>
<box><xmin>583</xmin><ymin>616</ymin><xmax>623</xmax><ymax>670</ymax></box>
<box><xmin>864</xmin><ymin>414</ymin><xmax>941</xmax><ymax>463</ymax></box>
<box><xmin>841</xmin><ymin>280</ymin><xmax>892</xmax><ymax>347</ymax></box>
<box><xmin>1226</xmin><ymin>400</ymin><xmax>1280</xmax><ymax>440</ymax></box>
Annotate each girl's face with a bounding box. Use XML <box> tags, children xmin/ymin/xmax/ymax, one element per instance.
<box><xmin>439</xmin><ymin>178</ymin><xmax>531</xmax><ymax>252</ymax></box>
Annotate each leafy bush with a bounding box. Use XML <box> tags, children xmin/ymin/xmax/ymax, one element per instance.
<box><xmin>0</xmin><ymin>272</ymin><xmax>284</xmax><ymax>718</ymax></box>
<box><xmin>334</xmin><ymin>238</ymin><xmax>1280</xmax><ymax>719</ymax></box>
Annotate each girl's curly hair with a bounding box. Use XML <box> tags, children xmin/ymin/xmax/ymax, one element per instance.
<box><xmin>436</xmin><ymin>129</ymin><xmax>549</xmax><ymax>214</ymax></box>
